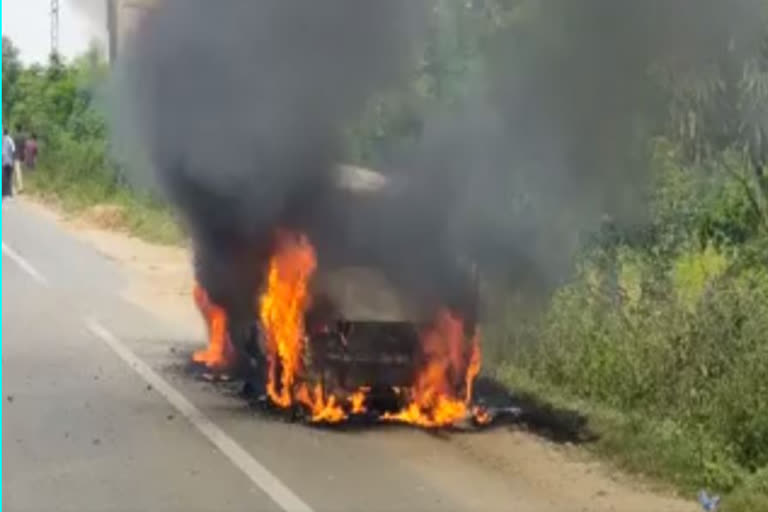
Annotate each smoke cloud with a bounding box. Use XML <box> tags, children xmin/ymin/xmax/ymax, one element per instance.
<box><xmin>117</xmin><ymin>0</ymin><xmax>432</xmax><ymax>342</ymax></box>
<box><xmin>67</xmin><ymin>0</ymin><xmax>107</xmax><ymax>44</ymax></box>
<box><xmin>114</xmin><ymin>0</ymin><xmax>767</xmax><ymax>341</ymax></box>
<box><xmin>398</xmin><ymin>0</ymin><xmax>767</xmax><ymax>292</ymax></box>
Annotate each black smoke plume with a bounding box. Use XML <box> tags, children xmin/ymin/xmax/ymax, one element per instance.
<box><xmin>118</xmin><ymin>0</ymin><xmax>442</xmax><ymax>348</ymax></box>
<box><xmin>115</xmin><ymin>0</ymin><xmax>767</xmax><ymax>347</ymax></box>
<box><xmin>394</xmin><ymin>0</ymin><xmax>767</xmax><ymax>295</ymax></box>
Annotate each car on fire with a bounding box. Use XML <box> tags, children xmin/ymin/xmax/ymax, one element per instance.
<box><xmin>193</xmin><ymin>164</ymin><xmax>483</xmax><ymax>426</ymax></box>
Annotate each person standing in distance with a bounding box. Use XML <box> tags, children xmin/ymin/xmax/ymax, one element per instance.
<box><xmin>2</xmin><ymin>127</ymin><xmax>16</xmax><ymax>199</ymax></box>
<box><xmin>12</xmin><ymin>124</ymin><xmax>26</xmax><ymax>194</ymax></box>
<box><xmin>24</xmin><ymin>132</ymin><xmax>38</xmax><ymax>172</ymax></box>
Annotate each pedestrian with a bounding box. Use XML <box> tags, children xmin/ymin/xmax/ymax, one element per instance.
<box><xmin>24</xmin><ymin>132</ymin><xmax>38</xmax><ymax>171</ymax></box>
<box><xmin>2</xmin><ymin>127</ymin><xmax>16</xmax><ymax>199</ymax></box>
<box><xmin>13</xmin><ymin>124</ymin><xmax>26</xmax><ymax>194</ymax></box>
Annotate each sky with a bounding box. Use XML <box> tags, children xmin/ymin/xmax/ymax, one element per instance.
<box><xmin>2</xmin><ymin>0</ymin><xmax>106</xmax><ymax>64</ymax></box>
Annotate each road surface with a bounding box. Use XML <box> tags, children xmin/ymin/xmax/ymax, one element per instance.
<box><xmin>1</xmin><ymin>200</ymin><xmax>695</xmax><ymax>512</ymax></box>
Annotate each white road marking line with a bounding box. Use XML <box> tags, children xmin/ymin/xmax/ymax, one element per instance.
<box><xmin>2</xmin><ymin>242</ymin><xmax>49</xmax><ymax>286</ymax></box>
<box><xmin>84</xmin><ymin>318</ymin><xmax>315</xmax><ymax>512</ymax></box>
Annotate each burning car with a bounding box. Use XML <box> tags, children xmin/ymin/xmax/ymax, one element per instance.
<box><xmin>192</xmin><ymin>165</ymin><xmax>486</xmax><ymax>428</ymax></box>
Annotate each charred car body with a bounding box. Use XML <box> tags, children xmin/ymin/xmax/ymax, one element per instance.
<box><xmin>191</xmin><ymin>165</ymin><xmax>482</xmax><ymax>422</ymax></box>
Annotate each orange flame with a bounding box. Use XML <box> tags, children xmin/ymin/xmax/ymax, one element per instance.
<box><xmin>472</xmin><ymin>406</ymin><xmax>493</xmax><ymax>426</ymax></box>
<box><xmin>194</xmin><ymin>228</ymin><xmax>485</xmax><ymax>428</ymax></box>
<box><xmin>258</xmin><ymin>231</ymin><xmax>317</xmax><ymax>407</ymax></box>
<box><xmin>465</xmin><ymin>334</ymin><xmax>481</xmax><ymax>403</ymax></box>
<box><xmin>192</xmin><ymin>283</ymin><xmax>235</xmax><ymax>370</ymax></box>
<box><xmin>256</xmin><ymin>231</ymin><xmax>366</xmax><ymax>423</ymax></box>
<box><xmin>348</xmin><ymin>389</ymin><xmax>368</xmax><ymax>414</ymax></box>
<box><xmin>383</xmin><ymin>311</ymin><xmax>480</xmax><ymax>427</ymax></box>
<box><xmin>296</xmin><ymin>383</ymin><xmax>347</xmax><ymax>423</ymax></box>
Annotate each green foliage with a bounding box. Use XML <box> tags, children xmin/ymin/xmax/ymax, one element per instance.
<box><xmin>2</xmin><ymin>37</ymin><xmax>179</xmax><ymax>245</ymax></box>
<box><xmin>343</xmin><ymin>0</ymin><xmax>510</xmax><ymax>164</ymax></box>
<box><xmin>2</xmin><ymin>37</ymin><xmax>23</xmax><ymax>118</ymax></box>
<box><xmin>495</xmin><ymin>146</ymin><xmax>768</xmax><ymax>501</ymax></box>
<box><xmin>726</xmin><ymin>466</ymin><xmax>768</xmax><ymax>512</ymax></box>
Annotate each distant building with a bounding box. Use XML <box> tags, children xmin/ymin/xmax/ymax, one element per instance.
<box><xmin>107</xmin><ymin>0</ymin><xmax>156</xmax><ymax>63</ymax></box>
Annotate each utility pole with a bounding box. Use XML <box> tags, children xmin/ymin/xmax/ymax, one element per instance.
<box><xmin>107</xmin><ymin>0</ymin><xmax>118</xmax><ymax>64</ymax></box>
<box><xmin>50</xmin><ymin>0</ymin><xmax>60</xmax><ymax>57</ymax></box>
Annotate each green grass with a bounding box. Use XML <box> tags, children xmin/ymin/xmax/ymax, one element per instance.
<box><xmin>25</xmin><ymin>167</ymin><xmax>185</xmax><ymax>246</ymax></box>
<box><xmin>498</xmin><ymin>367</ymin><xmax>742</xmax><ymax>493</ymax></box>
<box><xmin>498</xmin><ymin>367</ymin><xmax>768</xmax><ymax>511</ymax></box>
<box><xmin>487</xmin><ymin>240</ymin><xmax>768</xmax><ymax>511</ymax></box>
<box><xmin>726</xmin><ymin>467</ymin><xmax>768</xmax><ymax>511</ymax></box>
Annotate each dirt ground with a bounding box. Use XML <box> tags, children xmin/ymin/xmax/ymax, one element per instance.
<box><xmin>22</xmin><ymin>197</ymin><xmax>700</xmax><ymax>512</ymax></box>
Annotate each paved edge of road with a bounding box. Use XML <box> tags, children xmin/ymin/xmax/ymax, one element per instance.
<box><xmin>3</xmin><ymin>239</ymin><xmax>315</xmax><ymax>512</ymax></box>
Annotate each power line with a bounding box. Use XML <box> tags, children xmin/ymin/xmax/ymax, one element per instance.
<box><xmin>50</xmin><ymin>0</ymin><xmax>60</xmax><ymax>57</ymax></box>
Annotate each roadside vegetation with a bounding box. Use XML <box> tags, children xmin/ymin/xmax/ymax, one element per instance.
<box><xmin>3</xmin><ymin>2</ymin><xmax>767</xmax><ymax>508</ymax></box>
<box><xmin>1</xmin><ymin>39</ymin><xmax>181</xmax><ymax>244</ymax></box>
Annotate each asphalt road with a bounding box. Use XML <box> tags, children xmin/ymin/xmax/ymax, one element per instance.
<box><xmin>1</xmin><ymin>200</ymin><xmax>555</xmax><ymax>512</ymax></box>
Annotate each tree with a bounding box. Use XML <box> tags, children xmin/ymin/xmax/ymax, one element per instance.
<box><xmin>658</xmin><ymin>30</ymin><xmax>768</xmax><ymax>232</ymax></box>
<box><xmin>2</xmin><ymin>37</ymin><xmax>22</xmax><ymax>119</ymax></box>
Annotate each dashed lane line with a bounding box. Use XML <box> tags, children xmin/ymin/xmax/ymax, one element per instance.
<box><xmin>2</xmin><ymin>240</ymin><xmax>314</xmax><ymax>512</ymax></box>
<box><xmin>2</xmin><ymin>241</ymin><xmax>50</xmax><ymax>286</ymax></box>
<box><xmin>85</xmin><ymin>318</ymin><xmax>315</xmax><ymax>512</ymax></box>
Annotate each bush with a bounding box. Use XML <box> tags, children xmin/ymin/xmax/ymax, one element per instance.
<box><xmin>501</xmin><ymin>240</ymin><xmax>768</xmax><ymax>488</ymax></box>
<box><xmin>494</xmin><ymin>145</ymin><xmax>768</xmax><ymax>498</ymax></box>
<box><xmin>2</xmin><ymin>38</ymin><xmax>182</xmax><ymax>245</ymax></box>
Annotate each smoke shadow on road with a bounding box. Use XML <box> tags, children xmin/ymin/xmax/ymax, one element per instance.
<box><xmin>472</xmin><ymin>377</ymin><xmax>598</xmax><ymax>445</ymax></box>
